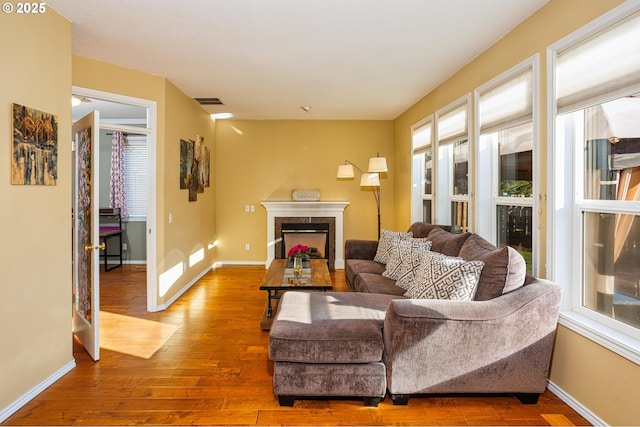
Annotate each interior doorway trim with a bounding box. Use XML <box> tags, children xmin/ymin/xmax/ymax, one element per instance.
<box><xmin>72</xmin><ymin>86</ymin><xmax>159</xmax><ymax>312</ymax></box>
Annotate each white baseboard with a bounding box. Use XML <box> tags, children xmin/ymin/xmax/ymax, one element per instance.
<box><xmin>213</xmin><ymin>260</ymin><xmax>346</xmax><ymax>269</ymax></box>
<box><xmin>215</xmin><ymin>260</ymin><xmax>267</xmax><ymax>267</ymax></box>
<box><xmin>0</xmin><ymin>359</ymin><xmax>76</xmax><ymax>423</ymax></box>
<box><xmin>104</xmin><ymin>260</ymin><xmax>146</xmax><ymax>265</ymax></box>
<box><xmin>547</xmin><ymin>380</ymin><xmax>607</xmax><ymax>426</ymax></box>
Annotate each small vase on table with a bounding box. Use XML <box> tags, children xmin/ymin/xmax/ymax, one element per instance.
<box><xmin>293</xmin><ymin>255</ymin><xmax>303</xmax><ymax>277</ymax></box>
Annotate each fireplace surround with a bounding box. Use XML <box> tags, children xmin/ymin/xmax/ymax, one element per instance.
<box><xmin>261</xmin><ymin>201</ymin><xmax>350</xmax><ymax>270</ymax></box>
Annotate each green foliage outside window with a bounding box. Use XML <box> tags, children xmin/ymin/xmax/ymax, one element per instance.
<box><xmin>500</xmin><ymin>180</ymin><xmax>532</xmax><ymax>197</ymax></box>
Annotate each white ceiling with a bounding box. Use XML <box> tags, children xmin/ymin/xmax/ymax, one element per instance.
<box><xmin>72</xmin><ymin>97</ymin><xmax>147</xmax><ymax>121</ymax></box>
<box><xmin>51</xmin><ymin>0</ymin><xmax>549</xmax><ymax>120</ymax></box>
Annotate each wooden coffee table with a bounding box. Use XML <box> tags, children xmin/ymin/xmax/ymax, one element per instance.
<box><xmin>259</xmin><ymin>259</ymin><xmax>332</xmax><ymax>330</ymax></box>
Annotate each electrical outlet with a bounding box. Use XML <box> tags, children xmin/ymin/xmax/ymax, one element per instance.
<box><xmin>122</xmin><ymin>243</ymin><xmax>128</xmax><ymax>251</ymax></box>
<box><xmin>250</xmin><ymin>205</ymin><xmax>255</xmax><ymax>212</ymax></box>
<box><xmin>245</xmin><ymin>205</ymin><xmax>250</xmax><ymax>212</ymax></box>
<box><xmin>245</xmin><ymin>243</ymin><xmax>250</xmax><ymax>251</ymax></box>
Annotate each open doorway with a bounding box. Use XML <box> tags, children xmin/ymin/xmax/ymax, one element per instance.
<box><xmin>71</xmin><ymin>88</ymin><xmax>158</xmax><ymax>328</ymax></box>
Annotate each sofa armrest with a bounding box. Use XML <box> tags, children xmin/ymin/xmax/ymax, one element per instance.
<box><xmin>383</xmin><ymin>279</ymin><xmax>562</xmax><ymax>395</ymax></box>
<box><xmin>345</xmin><ymin>239</ymin><xmax>379</xmax><ymax>260</ymax></box>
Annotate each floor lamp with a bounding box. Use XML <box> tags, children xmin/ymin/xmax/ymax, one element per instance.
<box><xmin>337</xmin><ymin>155</ymin><xmax>388</xmax><ymax>239</ymax></box>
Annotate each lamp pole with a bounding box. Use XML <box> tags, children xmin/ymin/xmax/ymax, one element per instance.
<box><xmin>338</xmin><ymin>160</ymin><xmax>382</xmax><ymax>239</ymax></box>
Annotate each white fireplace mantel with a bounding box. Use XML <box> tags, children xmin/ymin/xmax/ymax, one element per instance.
<box><xmin>261</xmin><ymin>201</ymin><xmax>350</xmax><ymax>269</ymax></box>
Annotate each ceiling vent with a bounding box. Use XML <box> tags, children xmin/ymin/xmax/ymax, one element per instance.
<box><xmin>195</xmin><ymin>97</ymin><xmax>223</xmax><ymax>105</ymax></box>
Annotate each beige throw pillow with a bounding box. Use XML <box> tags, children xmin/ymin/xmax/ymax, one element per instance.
<box><xmin>405</xmin><ymin>251</ymin><xmax>484</xmax><ymax>301</ymax></box>
<box><xmin>374</xmin><ymin>229</ymin><xmax>412</xmax><ymax>264</ymax></box>
<box><xmin>382</xmin><ymin>238</ymin><xmax>432</xmax><ymax>289</ymax></box>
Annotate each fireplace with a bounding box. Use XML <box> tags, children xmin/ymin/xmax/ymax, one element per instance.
<box><xmin>275</xmin><ymin>217</ymin><xmax>334</xmax><ymax>270</ymax></box>
<box><xmin>261</xmin><ymin>201</ymin><xmax>350</xmax><ymax>270</ymax></box>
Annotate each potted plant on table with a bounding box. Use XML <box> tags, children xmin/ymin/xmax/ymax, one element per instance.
<box><xmin>288</xmin><ymin>244</ymin><xmax>310</xmax><ymax>276</ymax></box>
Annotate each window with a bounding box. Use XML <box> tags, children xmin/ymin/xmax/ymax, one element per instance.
<box><xmin>550</xmin><ymin>3</ymin><xmax>640</xmax><ymax>361</ymax></box>
<box><xmin>411</xmin><ymin>117</ymin><xmax>434</xmax><ymax>223</ymax></box>
<box><xmin>476</xmin><ymin>58</ymin><xmax>537</xmax><ymax>274</ymax></box>
<box><xmin>436</xmin><ymin>96</ymin><xmax>470</xmax><ymax>233</ymax></box>
<box><xmin>124</xmin><ymin>135</ymin><xmax>148</xmax><ymax>219</ymax></box>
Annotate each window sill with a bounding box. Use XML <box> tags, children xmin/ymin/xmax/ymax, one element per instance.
<box><xmin>559</xmin><ymin>311</ymin><xmax>640</xmax><ymax>365</ymax></box>
<box><xmin>123</xmin><ymin>216</ymin><xmax>147</xmax><ymax>223</ymax></box>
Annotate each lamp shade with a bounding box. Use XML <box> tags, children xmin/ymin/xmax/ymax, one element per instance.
<box><xmin>368</xmin><ymin>156</ymin><xmax>388</xmax><ymax>173</ymax></box>
<box><xmin>337</xmin><ymin>164</ymin><xmax>355</xmax><ymax>178</ymax></box>
<box><xmin>360</xmin><ymin>173</ymin><xmax>380</xmax><ymax>187</ymax></box>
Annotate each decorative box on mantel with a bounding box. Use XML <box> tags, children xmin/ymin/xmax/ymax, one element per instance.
<box><xmin>261</xmin><ymin>201</ymin><xmax>350</xmax><ymax>270</ymax></box>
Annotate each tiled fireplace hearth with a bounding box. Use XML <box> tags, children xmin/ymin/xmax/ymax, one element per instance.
<box><xmin>261</xmin><ymin>201</ymin><xmax>350</xmax><ymax>271</ymax></box>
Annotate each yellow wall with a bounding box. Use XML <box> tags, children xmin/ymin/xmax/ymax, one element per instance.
<box><xmin>159</xmin><ymin>80</ymin><xmax>217</xmax><ymax>304</ymax></box>
<box><xmin>0</xmin><ymin>8</ymin><xmax>73</xmax><ymax>413</ymax></box>
<box><xmin>73</xmin><ymin>57</ymin><xmax>216</xmax><ymax>306</ymax></box>
<box><xmin>392</xmin><ymin>0</ymin><xmax>637</xmax><ymax>425</ymax></box>
<box><xmin>3</xmin><ymin>1</ymin><xmax>639</xmax><ymax>424</ymax></box>
<box><xmin>552</xmin><ymin>325</ymin><xmax>640</xmax><ymax>425</ymax></box>
<box><xmin>214</xmin><ymin>120</ymin><xmax>393</xmax><ymax>261</ymax></box>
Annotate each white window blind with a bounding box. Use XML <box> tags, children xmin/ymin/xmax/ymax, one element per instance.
<box><xmin>479</xmin><ymin>68</ymin><xmax>533</xmax><ymax>134</ymax></box>
<box><xmin>438</xmin><ymin>104</ymin><xmax>467</xmax><ymax>144</ymax></box>
<box><xmin>556</xmin><ymin>10</ymin><xmax>640</xmax><ymax>114</ymax></box>
<box><xmin>413</xmin><ymin>121</ymin><xmax>432</xmax><ymax>150</ymax></box>
<box><xmin>124</xmin><ymin>136</ymin><xmax>148</xmax><ymax>218</ymax></box>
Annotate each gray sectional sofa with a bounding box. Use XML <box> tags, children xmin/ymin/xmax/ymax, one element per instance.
<box><xmin>268</xmin><ymin>222</ymin><xmax>562</xmax><ymax>406</ymax></box>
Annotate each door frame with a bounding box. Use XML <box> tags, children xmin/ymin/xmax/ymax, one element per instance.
<box><xmin>73</xmin><ymin>86</ymin><xmax>159</xmax><ymax>312</ymax></box>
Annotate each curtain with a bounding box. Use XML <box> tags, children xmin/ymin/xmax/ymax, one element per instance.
<box><xmin>109</xmin><ymin>131</ymin><xmax>127</xmax><ymax>217</ymax></box>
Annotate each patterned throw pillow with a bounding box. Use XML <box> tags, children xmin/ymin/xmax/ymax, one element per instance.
<box><xmin>374</xmin><ymin>229</ymin><xmax>413</xmax><ymax>264</ymax></box>
<box><xmin>405</xmin><ymin>251</ymin><xmax>484</xmax><ymax>301</ymax></box>
<box><xmin>382</xmin><ymin>238</ymin><xmax>433</xmax><ymax>289</ymax></box>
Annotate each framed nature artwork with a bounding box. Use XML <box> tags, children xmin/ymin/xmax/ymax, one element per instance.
<box><xmin>179</xmin><ymin>138</ymin><xmax>193</xmax><ymax>190</ymax></box>
<box><xmin>12</xmin><ymin>103</ymin><xmax>58</xmax><ymax>185</ymax></box>
<box><xmin>179</xmin><ymin>135</ymin><xmax>210</xmax><ymax>202</ymax></box>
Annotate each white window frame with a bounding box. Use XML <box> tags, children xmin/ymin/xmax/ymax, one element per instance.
<box><xmin>435</xmin><ymin>94</ymin><xmax>472</xmax><ymax>231</ymax></box>
<box><xmin>411</xmin><ymin>115</ymin><xmax>435</xmax><ymax>223</ymax></box>
<box><xmin>100</xmin><ymin>119</ymin><xmax>150</xmax><ymax>222</ymax></box>
<box><xmin>547</xmin><ymin>1</ymin><xmax>640</xmax><ymax>363</ymax></box>
<box><xmin>123</xmin><ymin>135</ymin><xmax>148</xmax><ymax>220</ymax></box>
<box><xmin>474</xmin><ymin>55</ymin><xmax>539</xmax><ymax>275</ymax></box>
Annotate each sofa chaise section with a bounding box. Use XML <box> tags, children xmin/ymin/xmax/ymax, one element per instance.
<box><xmin>269</xmin><ymin>291</ymin><xmax>403</xmax><ymax>407</ymax></box>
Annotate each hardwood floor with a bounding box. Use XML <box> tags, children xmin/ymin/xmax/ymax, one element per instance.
<box><xmin>3</xmin><ymin>265</ymin><xmax>590</xmax><ymax>426</ymax></box>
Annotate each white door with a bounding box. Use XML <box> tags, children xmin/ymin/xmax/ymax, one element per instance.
<box><xmin>72</xmin><ymin>111</ymin><xmax>101</xmax><ymax>361</ymax></box>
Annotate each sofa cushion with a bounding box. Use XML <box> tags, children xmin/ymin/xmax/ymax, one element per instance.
<box><xmin>404</xmin><ymin>251</ymin><xmax>484</xmax><ymax>301</ymax></box>
<box><xmin>373</xmin><ymin>229</ymin><xmax>412</xmax><ymax>264</ymax></box>
<box><xmin>269</xmin><ymin>292</ymin><xmax>401</xmax><ymax>363</ymax></box>
<box><xmin>382</xmin><ymin>238</ymin><xmax>432</xmax><ymax>287</ymax></box>
<box><xmin>273</xmin><ymin>361</ymin><xmax>387</xmax><ymax>399</ymax></box>
<box><xmin>354</xmin><ymin>273</ymin><xmax>407</xmax><ymax>295</ymax></box>
<box><xmin>345</xmin><ymin>239</ymin><xmax>379</xmax><ymax>261</ymax></box>
<box><xmin>458</xmin><ymin>233</ymin><xmax>527</xmax><ymax>301</ymax></box>
<box><xmin>345</xmin><ymin>259</ymin><xmax>386</xmax><ymax>287</ymax></box>
<box><xmin>427</xmin><ymin>227</ymin><xmax>471</xmax><ymax>257</ymax></box>
<box><xmin>407</xmin><ymin>222</ymin><xmax>450</xmax><ymax>238</ymax></box>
